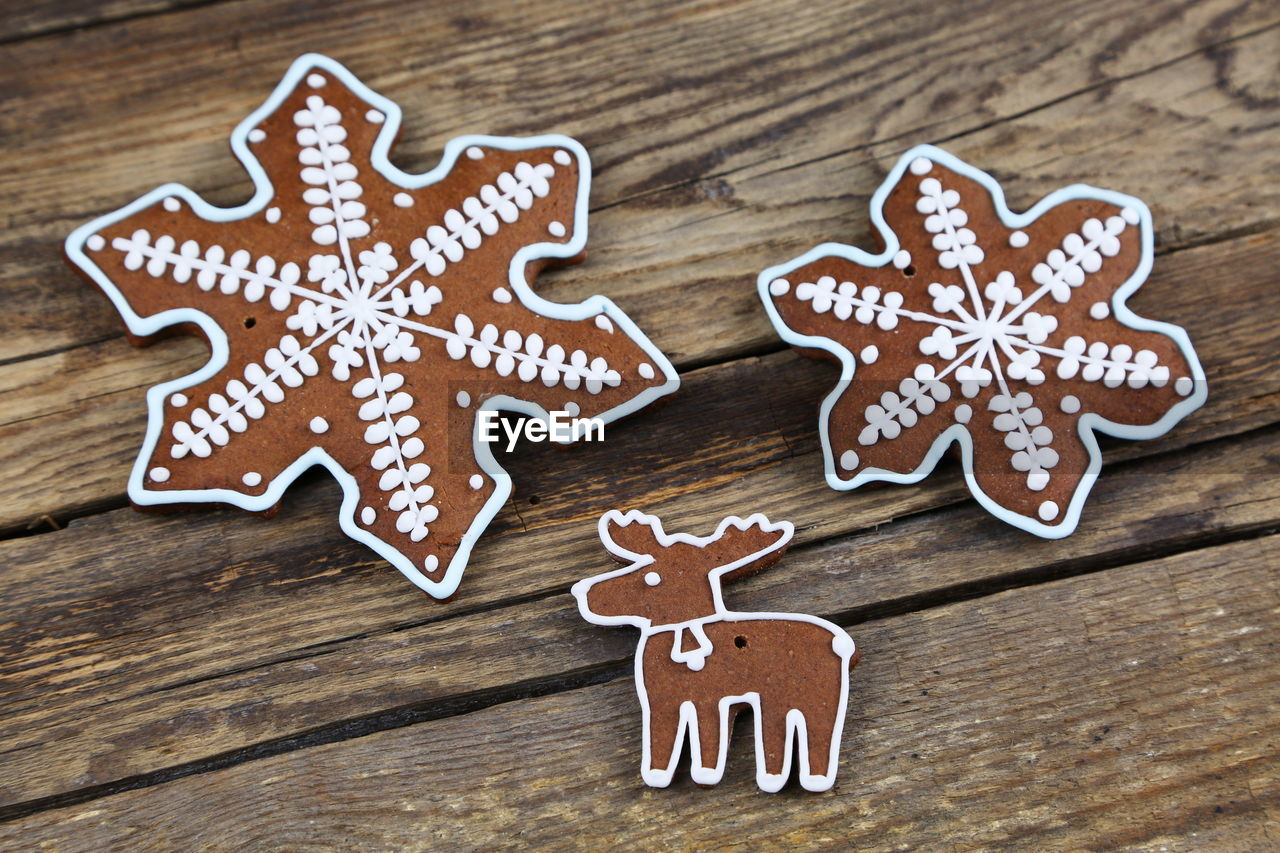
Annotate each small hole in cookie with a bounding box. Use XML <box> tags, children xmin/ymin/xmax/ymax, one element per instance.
<box><xmin>528</xmin><ymin>495</ymin><xmax>540</xmax><ymax>505</ymax></box>
<box><xmin>734</xmin><ymin>636</ymin><xmax>747</xmax><ymax>648</ymax></box>
<box><xmin>243</xmin><ymin>317</ymin><xmax>257</xmax><ymax>329</ymax></box>
<box><xmin>903</xmin><ymin>265</ymin><xmax>916</xmax><ymax>277</ymax></box>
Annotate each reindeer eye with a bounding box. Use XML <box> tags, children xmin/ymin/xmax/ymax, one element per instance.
<box><xmin>643</xmin><ymin>571</ymin><xmax>661</xmax><ymax>586</ymax></box>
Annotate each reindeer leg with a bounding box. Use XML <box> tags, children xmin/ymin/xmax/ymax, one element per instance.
<box><xmin>689</xmin><ymin>700</ymin><xmax>727</xmax><ymax>786</ymax></box>
<box><xmin>641</xmin><ymin>693</ymin><xmax>686</xmax><ymax>788</ymax></box>
<box><xmin>755</xmin><ymin>703</ymin><xmax>794</xmax><ymax>793</ymax></box>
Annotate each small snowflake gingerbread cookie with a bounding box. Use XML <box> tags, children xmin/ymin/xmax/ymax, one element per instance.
<box><xmin>758</xmin><ymin>145</ymin><xmax>1206</xmax><ymax>537</ymax></box>
<box><xmin>65</xmin><ymin>54</ymin><xmax>678</xmax><ymax>598</ymax></box>
<box><xmin>573</xmin><ymin>510</ymin><xmax>858</xmax><ymax>792</ymax></box>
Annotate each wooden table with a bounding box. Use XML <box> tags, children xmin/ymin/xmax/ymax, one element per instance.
<box><xmin>2</xmin><ymin>0</ymin><xmax>1278</xmax><ymax>848</ymax></box>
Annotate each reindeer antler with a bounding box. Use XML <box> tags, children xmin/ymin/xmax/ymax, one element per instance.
<box><xmin>598</xmin><ymin>509</ymin><xmax>669</xmax><ymax>564</ymax></box>
<box><xmin>705</xmin><ymin>514</ymin><xmax>794</xmax><ymax>582</ymax></box>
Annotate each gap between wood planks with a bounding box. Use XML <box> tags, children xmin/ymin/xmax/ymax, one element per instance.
<box><xmin>0</xmin><ymin>421</ymin><xmax>1275</xmax><ymax>824</ymax></box>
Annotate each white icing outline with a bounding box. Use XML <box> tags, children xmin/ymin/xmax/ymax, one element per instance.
<box><xmin>572</xmin><ymin>510</ymin><xmax>856</xmax><ymax>792</ymax></box>
<box><xmin>65</xmin><ymin>54</ymin><xmax>679</xmax><ymax>599</ymax></box>
<box><xmin>756</xmin><ymin>144</ymin><xmax>1207</xmax><ymax>539</ymax></box>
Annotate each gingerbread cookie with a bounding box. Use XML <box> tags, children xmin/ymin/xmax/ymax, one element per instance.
<box><xmin>572</xmin><ymin>510</ymin><xmax>858</xmax><ymax>792</ymax></box>
<box><xmin>758</xmin><ymin>145</ymin><xmax>1205</xmax><ymax>537</ymax></box>
<box><xmin>65</xmin><ymin>54</ymin><xmax>678</xmax><ymax>598</ymax></box>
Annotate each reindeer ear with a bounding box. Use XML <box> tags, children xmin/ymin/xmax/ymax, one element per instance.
<box><xmin>707</xmin><ymin>515</ymin><xmax>794</xmax><ymax>582</ymax></box>
<box><xmin>598</xmin><ymin>510</ymin><xmax>667</xmax><ymax>563</ymax></box>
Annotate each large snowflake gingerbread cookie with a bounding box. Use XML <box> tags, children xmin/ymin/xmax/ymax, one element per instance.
<box><xmin>758</xmin><ymin>145</ymin><xmax>1205</xmax><ymax>537</ymax></box>
<box><xmin>65</xmin><ymin>54</ymin><xmax>678</xmax><ymax>598</ymax></box>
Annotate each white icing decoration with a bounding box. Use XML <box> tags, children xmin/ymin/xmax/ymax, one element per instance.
<box><xmin>638</xmin><ymin>362</ymin><xmax>655</xmax><ymax>379</ymax></box>
<box><xmin>65</xmin><ymin>55</ymin><xmax>681</xmax><ymax>602</ymax></box>
<box><xmin>1038</xmin><ymin>500</ymin><xmax>1059</xmax><ymax>521</ymax></box>
<box><xmin>149</xmin><ymin>466</ymin><xmax>170</xmax><ymax>482</ymax></box>
<box><xmin>573</xmin><ymin>510</ymin><xmax>854</xmax><ymax>791</ymax></box>
<box><xmin>757</xmin><ymin>145</ymin><xmax>1203</xmax><ymax>538</ymax></box>
<box><xmin>242</xmin><ymin>472</ymin><xmax>262</xmax><ymax>487</ymax></box>
<box><xmin>163</xmin><ymin>197</ymin><xmax>180</xmax><ymax>212</ymax></box>
<box><xmin>466</xmin><ymin>146</ymin><xmax>484</xmax><ymax>160</ymax></box>
<box><xmin>769</xmin><ymin>278</ymin><xmax>790</xmax><ymax>296</ymax></box>
<box><xmin>892</xmin><ymin>250</ymin><xmax>911</xmax><ymax>269</ymax></box>
<box><xmin>564</xmin><ymin>402</ymin><xmax>581</xmax><ymax>417</ymax></box>
<box><xmin>492</xmin><ymin>287</ymin><xmax>512</xmax><ymax>303</ymax></box>
<box><xmin>548</xmin><ymin>220</ymin><xmax>566</xmax><ymax>237</ymax></box>
<box><xmin>170</xmin><ymin>393</ymin><xmax>188</xmax><ymax>407</ymax></box>
<box><xmin>859</xmin><ymin>345</ymin><xmax>878</xmax><ymax>364</ymax></box>
<box><xmin>424</xmin><ymin>555</ymin><xmax>439</xmax><ymax>573</ymax></box>
<box><xmin>248</xmin><ymin>129</ymin><xmax>266</xmax><ymax>143</ymax></box>
<box><xmin>456</xmin><ymin>390</ymin><xmax>471</xmax><ymax>408</ymax></box>
<box><xmin>839</xmin><ymin>450</ymin><xmax>858</xmax><ymax>470</ymax></box>
<box><xmin>469</xmin><ymin>474</ymin><xmax>484</xmax><ymax>490</ymax></box>
<box><xmin>307</xmin><ymin>73</ymin><xmax>326</xmax><ymax>87</ymax></box>
<box><xmin>393</xmin><ymin>192</ymin><xmax>413</xmax><ymax>208</ymax></box>
<box><xmin>365</xmin><ymin>108</ymin><xmax>384</xmax><ymax>124</ymax></box>
<box><xmin>554</xmin><ymin>150</ymin><xmax>572</xmax><ymax>166</ymax></box>
<box><xmin>361</xmin><ymin>506</ymin><xmax>376</xmax><ymax>524</ymax></box>
<box><xmin>595</xmin><ymin>315</ymin><xmax>615</xmax><ymax>333</ymax></box>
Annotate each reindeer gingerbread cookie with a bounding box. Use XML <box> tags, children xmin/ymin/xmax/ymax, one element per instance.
<box><xmin>572</xmin><ymin>510</ymin><xmax>858</xmax><ymax>792</ymax></box>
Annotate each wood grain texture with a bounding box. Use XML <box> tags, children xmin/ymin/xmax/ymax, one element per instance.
<box><xmin>3</xmin><ymin>534</ymin><xmax>1275</xmax><ymax>850</ymax></box>
<box><xmin>3</xmin><ymin>0</ymin><xmax>1279</xmax><ymax>844</ymax></box>
<box><xmin>0</xmin><ymin>422</ymin><xmax>1276</xmax><ymax>808</ymax></box>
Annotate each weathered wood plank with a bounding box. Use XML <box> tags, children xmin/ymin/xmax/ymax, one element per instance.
<box><xmin>1</xmin><ymin>0</ymin><xmax>1276</xmax><ymax>361</ymax></box>
<box><xmin>3</xmin><ymin>533</ymin><xmax>1274</xmax><ymax>849</ymax></box>
<box><xmin>0</xmin><ymin>0</ymin><xmax>211</xmax><ymax>43</ymax></box>
<box><xmin>0</xmin><ymin>421</ymin><xmax>1275</xmax><ymax>808</ymax></box>
<box><xmin>5</xmin><ymin>228</ymin><xmax>1276</xmax><ymax>533</ymax></box>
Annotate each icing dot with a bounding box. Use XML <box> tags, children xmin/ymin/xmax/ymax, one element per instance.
<box><xmin>266</xmin><ymin>207</ymin><xmax>281</xmax><ymax>224</ymax></box>
<box><xmin>424</xmin><ymin>555</ymin><xmax>439</xmax><ymax>573</ymax></box>
<box><xmin>954</xmin><ymin>404</ymin><xmax>972</xmax><ymax>424</ymax></box>
<box><xmin>365</xmin><ymin>109</ymin><xmax>385</xmax><ymax>124</ymax></box>
<box><xmin>638</xmin><ymin>362</ymin><xmax>655</xmax><ymax>380</ymax></box>
<box><xmin>839</xmin><ymin>450</ymin><xmax>859</xmax><ymax>470</ymax></box>
<box><xmin>1121</xmin><ymin>206</ymin><xmax>1140</xmax><ymax>225</ymax></box>
<box><xmin>548</xmin><ymin>220</ymin><xmax>566</xmax><ymax>237</ymax></box>
<box><xmin>86</xmin><ymin>234</ymin><xmax>105</xmax><ymax>251</ymax></box>
<box><xmin>307</xmin><ymin>73</ymin><xmax>326</xmax><ymax>88</ymax></box>
<box><xmin>492</xmin><ymin>287</ymin><xmax>512</xmax><ymax>303</ymax></box>
<box><xmin>149</xmin><ymin>466</ymin><xmax>170</xmax><ymax>483</ymax></box>
<box><xmin>163</xmin><ymin>197</ymin><xmax>180</xmax><ymax>212</ymax></box>
<box><xmin>1090</xmin><ymin>301</ymin><xmax>1110</xmax><ymax>320</ymax></box>
<box><xmin>553</xmin><ymin>150</ymin><xmax>572</xmax><ymax>166</ymax></box>
<box><xmin>361</xmin><ymin>506</ymin><xmax>376</xmax><ymax>524</ymax></box>
<box><xmin>393</xmin><ymin>192</ymin><xmax>413</xmax><ymax>208</ymax></box>
<box><xmin>248</xmin><ymin>128</ymin><xmax>266</xmax><ymax>143</ymax></box>
<box><xmin>466</xmin><ymin>146</ymin><xmax>485</xmax><ymax>160</ymax></box>
<box><xmin>170</xmin><ymin>393</ymin><xmax>188</xmax><ymax>407</ymax></box>
<box><xmin>309</xmin><ymin>417</ymin><xmax>329</xmax><ymax>434</ymax></box>
<box><xmin>1028</xmin><ymin>471</ymin><xmax>1050</xmax><ymax>491</ymax></box>
<box><xmin>594</xmin><ymin>315</ymin><xmax>614</xmax><ymax>333</ymax></box>
<box><xmin>242</xmin><ymin>472</ymin><xmax>262</xmax><ymax>487</ymax></box>
<box><xmin>859</xmin><ymin>345</ymin><xmax>879</xmax><ymax>365</ymax></box>
<box><xmin>1038</xmin><ymin>500</ymin><xmax>1059</xmax><ymax>521</ymax></box>
<box><xmin>1060</xmin><ymin>395</ymin><xmax>1081</xmax><ymax>414</ymax></box>
<box><xmin>644</xmin><ymin>571</ymin><xmax>661</xmax><ymax>587</ymax></box>
<box><xmin>892</xmin><ymin>250</ymin><xmax>912</xmax><ymax>269</ymax></box>
<box><xmin>469</xmin><ymin>474</ymin><xmax>484</xmax><ymax>490</ymax></box>
<box><xmin>769</xmin><ymin>278</ymin><xmax>790</xmax><ymax>297</ymax></box>
<box><xmin>564</xmin><ymin>402</ymin><xmax>581</xmax><ymax>417</ymax></box>
<box><xmin>909</xmin><ymin>157</ymin><xmax>933</xmax><ymax>175</ymax></box>
<box><xmin>456</xmin><ymin>391</ymin><xmax>471</xmax><ymax>408</ymax></box>
<box><xmin>1175</xmin><ymin>376</ymin><xmax>1194</xmax><ymax>396</ymax></box>
<box><xmin>1009</xmin><ymin>230</ymin><xmax>1029</xmax><ymax>248</ymax></box>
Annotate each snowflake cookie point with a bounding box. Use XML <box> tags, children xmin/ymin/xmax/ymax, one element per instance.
<box><xmin>66</xmin><ymin>54</ymin><xmax>678</xmax><ymax>598</ymax></box>
<box><xmin>757</xmin><ymin>144</ymin><xmax>1205</xmax><ymax>537</ymax></box>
